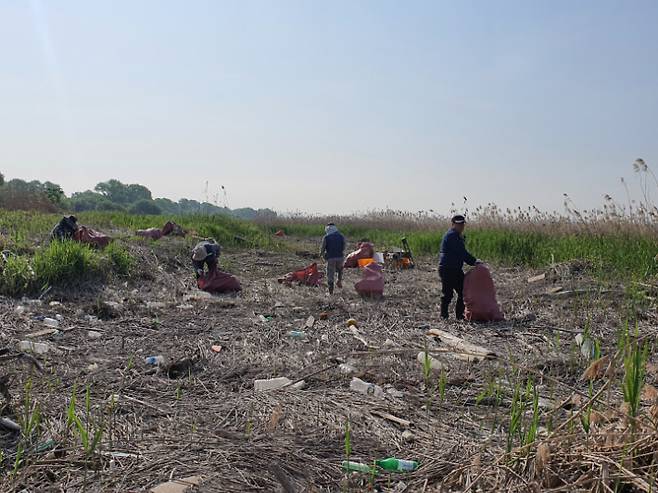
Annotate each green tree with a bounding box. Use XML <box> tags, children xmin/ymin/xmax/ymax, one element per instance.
<box><xmin>94</xmin><ymin>179</ymin><xmax>152</xmax><ymax>204</ymax></box>
<box><xmin>129</xmin><ymin>199</ymin><xmax>162</xmax><ymax>215</ymax></box>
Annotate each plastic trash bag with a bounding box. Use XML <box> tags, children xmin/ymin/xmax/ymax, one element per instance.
<box><xmin>197</xmin><ymin>269</ymin><xmax>242</xmax><ymax>293</ymax></box>
<box><xmin>355</xmin><ymin>263</ymin><xmax>384</xmax><ymax>297</ymax></box>
<box><xmin>463</xmin><ymin>264</ymin><xmax>504</xmax><ymax>322</ymax></box>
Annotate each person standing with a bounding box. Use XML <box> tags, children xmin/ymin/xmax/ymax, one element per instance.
<box><xmin>191</xmin><ymin>238</ymin><xmax>221</xmax><ymax>279</ymax></box>
<box><xmin>320</xmin><ymin>223</ymin><xmax>345</xmax><ymax>295</ymax></box>
<box><xmin>439</xmin><ymin>215</ymin><xmax>480</xmax><ymax>320</ymax></box>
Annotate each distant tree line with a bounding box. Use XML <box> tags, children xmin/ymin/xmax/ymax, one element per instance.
<box><xmin>0</xmin><ymin>175</ymin><xmax>277</xmax><ymax>220</ymax></box>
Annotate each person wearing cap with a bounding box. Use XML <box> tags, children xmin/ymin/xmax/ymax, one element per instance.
<box><xmin>439</xmin><ymin>215</ymin><xmax>481</xmax><ymax>320</ymax></box>
<box><xmin>320</xmin><ymin>223</ymin><xmax>345</xmax><ymax>295</ymax></box>
<box><xmin>191</xmin><ymin>239</ymin><xmax>221</xmax><ymax>279</ymax></box>
<box><xmin>51</xmin><ymin>215</ymin><xmax>78</xmax><ymax>241</ymax></box>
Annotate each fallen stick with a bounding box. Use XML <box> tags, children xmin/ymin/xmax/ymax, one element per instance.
<box><xmin>426</xmin><ymin>329</ymin><xmax>497</xmax><ymax>360</ymax></box>
<box><xmin>370</xmin><ymin>410</ymin><xmax>412</xmax><ymax>429</ymax></box>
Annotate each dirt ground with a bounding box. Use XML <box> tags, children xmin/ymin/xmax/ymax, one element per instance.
<box><xmin>0</xmin><ymin>236</ymin><xmax>655</xmax><ymax>492</ymax></box>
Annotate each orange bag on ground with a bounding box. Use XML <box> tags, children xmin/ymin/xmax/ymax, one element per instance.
<box><xmin>463</xmin><ymin>264</ymin><xmax>504</xmax><ymax>322</ymax></box>
<box><xmin>73</xmin><ymin>226</ymin><xmax>111</xmax><ymax>249</ymax></box>
<box><xmin>355</xmin><ymin>263</ymin><xmax>384</xmax><ymax>298</ymax></box>
<box><xmin>278</xmin><ymin>263</ymin><xmax>323</xmax><ymax>287</ymax></box>
<box><xmin>197</xmin><ymin>269</ymin><xmax>242</xmax><ymax>293</ymax></box>
<box><xmin>344</xmin><ymin>242</ymin><xmax>375</xmax><ymax>268</ymax></box>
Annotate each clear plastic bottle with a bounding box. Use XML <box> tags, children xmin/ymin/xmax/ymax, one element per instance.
<box><xmin>43</xmin><ymin>317</ymin><xmax>60</xmax><ymax>328</ymax></box>
<box><xmin>287</xmin><ymin>330</ymin><xmax>306</xmax><ymax>339</ymax></box>
<box><xmin>145</xmin><ymin>355</ymin><xmax>165</xmax><ymax>366</ymax></box>
<box><xmin>342</xmin><ymin>461</ymin><xmax>373</xmax><ymax>474</ymax></box>
<box><xmin>350</xmin><ymin>377</ymin><xmax>384</xmax><ymax>397</ymax></box>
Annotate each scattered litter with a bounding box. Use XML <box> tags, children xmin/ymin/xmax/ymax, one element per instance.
<box><xmin>527</xmin><ymin>273</ymin><xmax>546</xmax><ymax>283</ymax></box>
<box><xmin>49</xmin><ymin>301</ymin><xmax>61</xmax><ymax>307</ymax></box>
<box><xmin>102</xmin><ymin>451</ymin><xmax>140</xmax><ymax>459</ymax></box>
<box><xmin>254</xmin><ymin>377</ymin><xmax>305</xmax><ymax>391</ymax></box>
<box><xmin>85</xmin><ymin>315</ymin><xmax>99</xmax><ymax>323</ymax></box>
<box><xmin>18</xmin><ymin>340</ymin><xmax>54</xmax><ymax>355</ymax></box>
<box><xmin>43</xmin><ymin>317</ymin><xmax>60</xmax><ymax>328</ymax></box>
<box><xmin>14</xmin><ymin>306</ymin><xmax>26</xmax><ymax>315</ymax></box>
<box><xmin>383</xmin><ymin>338</ymin><xmax>396</xmax><ymax>348</ymax></box>
<box><xmin>145</xmin><ymin>355</ymin><xmax>166</xmax><ymax>366</ymax></box>
<box><xmin>146</xmin><ymin>301</ymin><xmax>166</xmax><ymax>309</ymax></box>
<box><xmin>150</xmin><ymin>476</ymin><xmax>202</xmax><ymax>493</ymax></box>
<box><xmin>26</xmin><ymin>328</ymin><xmax>58</xmax><ymax>338</ymax></box>
<box><xmin>319</xmin><ymin>312</ymin><xmax>329</xmax><ymax>320</ymax></box>
<box><xmin>305</xmin><ymin>315</ymin><xmax>315</xmax><ymax>328</ymax></box>
<box><xmin>287</xmin><ymin>330</ymin><xmax>306</xmax><ymax>339</ymax></box>
<box><xmin>376</xmin><ymin>457</ymin><xmax>419</xmax><ymax>472</ymax></box>
<box><xmin>320</xmin><ymin>333</ymin><xmax>329</xmax><ymax>343</ymax></box>
<box><xmin>55</xmin><ymin>314</ymin><xmax>63</xmax><ymax>321</ymax></box>
<box><xmin>342</xmin><ymin>461</ymin><xmax>374</xmax><ymax>474</ymax></box>
<box><xmin>88</xmin><ymin>330</ymin><xmax>102</xmax><ymax>340</ymax></box>
<box><xmin>339</xmin><ymin>363</ymin><xmax>356</xmax><ymax>374</ymax></box>
<box><xmin>575</xmin><ymin>333</ymin><xmax>597</xmax><ymax>359</ymax></box>
<box><xmin>87</xmin><ymin>363</ymin><xmax>99</xmax><ymax>372</ymax></box>
<box><xmin>274</xmin><ymin>301</ymin><xmax>285</xmax><ymax>309</ymax></box>
<box><xmin>176</xmin><ymin>304</ymin><xmax>194</xmax><ymax>310</ymax></box>
<box><xmin>417</xmin><ymin>352</ymin><xmax>444</xmax><ymax>372</ymax></box>
<box><xmin>548</xmin><ymin>286</ymin><xmax>564</xmax><ymax>294</ymax></box>
<box><xmin>350</xmin><ymin>377</ymin><xmax>384</xmax><ymax>398</ymax></box>
<box><xmin>348</xmin><ymin>326</ymin><xmax>370</xmax><ymax>347</ymax></box>
<box><xmin>211</xmin><ymin>345</ymin><xmax>222</xmax><ymax>353</ymax></box>
<box><xmin>401</xmin><ymin>430</ymin><xmax>415</xmax><ymax>442</ymax></box>
<box><xmin>0</xmin><ymin>417</ymin><xmax>21</xmax><ymax>432</ymax></box>
<box><xmin>346</xmin><ymin>318</ymin><xmax>358</xmax><ymax>328</ymax></box>
<box><xmin>426</xmin><ymin>329</ymin><xmax>497</xmax><ymax>361</ymax></box>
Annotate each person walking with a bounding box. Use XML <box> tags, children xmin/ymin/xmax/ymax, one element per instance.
<box><xmin>320</xmin><ymin>223</ymin><xmax>345</xmax><ymax>295</ymax></box>
<box><xmin>439</xmin><ymin>215</ymin><xmax>480</xmax><ymax>320</ymax></box>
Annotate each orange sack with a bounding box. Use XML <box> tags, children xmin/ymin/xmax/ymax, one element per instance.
<box><xmin>463</xmin><ymin>264</ymin><xmax>504</xmax><ymax>322</ymax></box>
<box><xmin>344</xmin><ymin>242</ymin><xmax>375</xmax><ymax>268</ymax></box>
<box><xmin>73</xmin><ymin>226</ymin><xmax>111</xmax><ymax>249</ymax></box>
<box><xmin>197</xmin><ymin>269</ymin><xmax>242</xmax><ymax>293</ymax></box>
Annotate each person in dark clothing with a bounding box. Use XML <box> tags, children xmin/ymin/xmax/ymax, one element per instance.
<box><xmin>191</xmin><ymin>239</ymin><xmax>221</xmax><ymax>279</ymax></box>
<box><xmin>320</xmin><ymin>223</ymin><xmax>345</xmax><ymax>295</ymax></box>
<box><xmin>51</xmin><ymin>215</ymin><xmax>78</xmax><ymax>241</ymax></box>
<box><xmin>439</xmin><ymin>215</ymin><xmax>481</xmax><ymax>320</ymax></box>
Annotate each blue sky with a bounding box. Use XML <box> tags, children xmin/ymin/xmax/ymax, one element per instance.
<box><xmin>1</xmin><ymin>0</ymin><xmax>657</xmax><ymax>214</ymax></box>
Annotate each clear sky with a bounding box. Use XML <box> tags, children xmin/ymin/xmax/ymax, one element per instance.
<box><xmin>1</xmin><ymin>0</ymin><xmax>657</xmax><ymax>214</ymax></box>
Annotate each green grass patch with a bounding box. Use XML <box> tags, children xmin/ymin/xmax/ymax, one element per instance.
<box><xmin>33</xmin><ymin>241</ymin><xmax>102</xmax><ymax>288</ymax></box>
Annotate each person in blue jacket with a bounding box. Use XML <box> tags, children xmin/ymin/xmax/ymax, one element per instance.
<box><xmin>439</xmin><ymin>215</ymin><xmax>481</xmax><ymax>319</ymax></box>
<box><xmin>320</xmin><ymin>223</ymin><xmax>345</xmax><ymax>295</ymax></box>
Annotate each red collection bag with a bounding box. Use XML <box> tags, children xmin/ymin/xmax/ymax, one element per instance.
<box><xmin>344</xmin><ymin>242</ymin><xmax>375</xmax><ymax>268</ymax></box>
<box><xmin>463</xmin><ymin>264</ymin><xmax>504</xmax><ymax>322</ymax></box>
<box><xmin>73</xmin><ymin>226</ymin><xmax>111</xmax><ymax>249</ymax></box>
<box><xmin>136</xmin><ymin>227</ymin><xmax>164</xmax><ymax>240</ymax></box>
<box><xmin>197</xmin><ymin>269</ymin><xmax>242</xmax><ymax>293</ymax></box>
<box><xmin>277</xmin><ymin>263</ymin><xmax>323</xmax><ymax>287</ymax></box>
<box><xmin>354</xmin><ymin>263</ymin><xmax>384</xmax><ymax>297</ymax></box>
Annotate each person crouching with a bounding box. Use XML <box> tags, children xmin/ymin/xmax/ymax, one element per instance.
<box><xmin>191</xmin><ymin>239</ymin><xmax>221</xmax><ymax>279</ymax></box>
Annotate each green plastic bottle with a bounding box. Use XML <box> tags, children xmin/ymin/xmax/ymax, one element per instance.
<box><xmin>342</xmin><ymin>461</ymin><xmax>373</xmax><ymax>474</ymax></box>
<box><xmin>375</xmin><ymin>457</ymin><xmax>419</xmax><ymax>472</ymax></box>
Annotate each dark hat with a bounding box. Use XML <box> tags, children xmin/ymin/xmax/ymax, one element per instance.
<box><xmin>451</xmin><ymin>215</ymin><xmax>466</xmax><ymax>224</ymax></box>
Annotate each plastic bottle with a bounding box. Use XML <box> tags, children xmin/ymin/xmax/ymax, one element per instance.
<box><xmin>43</xmin><ymin>317</ymin><xmax>60</xmax><ymax>328</ymax></box>
<box><xmin>416</xmin><ymin>352</ymin><xmax>443</xmax><ymax>372</ymax></box>
<box><xmin>342</xmin><ymin>461</ymin><xmax>374</xmax><ymax>474</ymax></box>
<box><xmin>287</xmin><ymin>330</ymin><xmax>306</xmax><ymax>339</ymax></box>
<box><xmin>18</xmin><ymin>341</ymin><xmax>51</xmax><ymax>355</ymax></box>
<box><xmin>350</xmin><ymin>377</ymin><xmax>384</xmax><ymax>397</ymax></box>
<box><xmin>145</xmin><ymin>355</ymin><xmax>165</xmax><ymax>366</ymax></box>
<box><xmin>375</xmin><ymin>457</ymin><xmax>419</xmax><ymax>472</ymax></box>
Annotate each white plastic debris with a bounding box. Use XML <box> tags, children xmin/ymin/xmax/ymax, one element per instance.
<box><xmin>254</xmin><ymin>377</ymin><xmax>304</xmax><ymax>391</ymax></box>
<box><xmin>43</xmin><ymin>318</ymin><xmax>60</xmax><ymax>328</ymax></box>
<box><xmin>350</xmin><ymin>377</ymin><xmax>384</xmax><ymax>398</ymax></box>
<box><xmin>88</xmin><ymin>330</ymin><xmax>102</xmax><ymax>340</ymax></box>
<box><xmin>417</xmin><ymin>352</ymin><xmax>444</xmax><ymax>372</ymax></box>
<box><xmin>14</xmin><ymin>306</ymin><xmax>26</xmax><ymax>315</ymax></box>
<box><xmin>18</xmin><ymin>341</ymin><xmax>53</xmax><ymax>355</ymax></box>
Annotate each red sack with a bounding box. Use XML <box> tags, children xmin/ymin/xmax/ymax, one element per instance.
<box><xmin>354</xmin><ymin>263</ymin><xmax>384</xmax><ymax>297</ymax></box>
<box><xmin>344</xmin><ymin>242</ymin><xmax>375</xmax><ymax>268</ymax></box>
<box><xmin>136</xmin><ymin>228</ymin><xmax>164</xmax><ymax>240</ymax></box>
<box><xmin>274</xmin><ymin>230</ymin><xmax>285</xmax><ymax>237</ymax></box>
<box><xmin>73</xmin><ymin>226</ymin><xmax>111</xmax><ymax>249</ymax></box>
<box><xmin>278</xmin><ymin>263</ymin><xmax>323</xmax><ymax>287</ymax></box>
<box><xmin>197</xmin><ymin>269</ymin><xmax>242</xmax><ymax>293</ymax></box>
<box><xmin>162</xmin><ymin>221</ymin><xmax>185</xmax><ymax>236</ymax></box>
<box><xmin>463</xmin><ymin>264</ymin><xmax>504</xmax><ymax>322</ymax></box>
